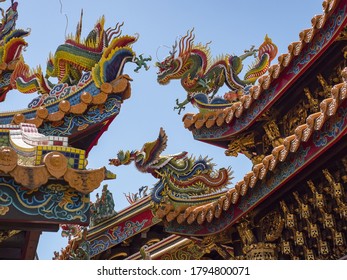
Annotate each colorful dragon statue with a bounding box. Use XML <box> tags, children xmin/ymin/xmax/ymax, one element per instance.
<box><xmin>156</xmin><ymin>29</ymin><xmax>278</xmax><ymax>114</ymax></box>
<box><xmin>0</xmin><ymin>1</ymin><xmax>29</xmax><ymax>101</ymax></box>
<box><xmin>109</xmin><ymin>128</ymin><xmax>233</xmax><ymax>214</ymax></box>
<box><xmin>4</xmin><ymin>12</ymin><xmax>151</xmax><ymax>110</ymax></box>
<box><xmin>11</xmin><ymin>15</ymin><xmax>140</xmax><ymax>96</ymax></box>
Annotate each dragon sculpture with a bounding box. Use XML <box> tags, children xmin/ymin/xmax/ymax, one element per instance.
<box><xmin>109</xmin><ymin>128</ymin><xmax>233</xmax><ymax>217</ymax></box>
<box><xmin>0</xmin><ymin>8</ymin><xmax>152</xmax><ymax>112</ymax></box>
<box><xmin>11</xmin><ymin>15</ymin><xmax>141</xmax><ymax>96</ymax></box>
<box><xmin>0</xmin><ymin>0</ymin><xmax>29</xmax><ymax>101</ymax></box>
<box><xmin>156</xmin><ymin>29</ymin><xmax>278</xmax><ymax>114</ymax></box>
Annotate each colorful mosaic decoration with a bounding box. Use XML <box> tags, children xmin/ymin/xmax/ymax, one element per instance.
<box><xmin>36</xmin><ymin>146</ymin><xmax>86</xmax><ymax>169</ymax></box>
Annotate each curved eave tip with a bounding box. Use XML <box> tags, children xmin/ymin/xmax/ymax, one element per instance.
<box><xmin>104</xmin><ymin>169</ymin><xmax>117</xmax><ymax>180</ymax></box>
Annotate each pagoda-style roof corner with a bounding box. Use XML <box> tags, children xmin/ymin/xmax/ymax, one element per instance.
<box><xmin>162</xmin><ymin>67</ymin><xmax>347</xmax><ymax>231</ymax></box>
<box><xmin>176</xmin><ymin>0</ymin><xmax>346</xmax><ymax>144</ymax></box>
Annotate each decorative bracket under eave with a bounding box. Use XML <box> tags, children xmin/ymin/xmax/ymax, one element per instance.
<box><xmin>0</xmin><ymin>147</ymin><xmax>115</xmax><ymax>194</ymax></box>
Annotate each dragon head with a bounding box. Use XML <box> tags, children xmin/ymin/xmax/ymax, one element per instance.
<box><xmin>109</xmin><ymin>150</ymin><xmax>137</xmax><ymax>166</ymax></box>
<box><xmin>109</xmin><ymin>128</ymin><xmax>168</xmax><ymax>173</ymax></box>
<box><xmin>156</xmin><ymin>29</ymin><xmax>195</xmax><ymax>85</ymax></box>
<box><xmin>155</xmin><ymin>52</ymin><xmax>181</xmax><ymax>85</ymax></box>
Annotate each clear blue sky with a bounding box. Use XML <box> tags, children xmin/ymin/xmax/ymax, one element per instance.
<box><xmin>0</xmin><ymin>0</ymin><xmax>323</xmax><ymax>260</ymax></box>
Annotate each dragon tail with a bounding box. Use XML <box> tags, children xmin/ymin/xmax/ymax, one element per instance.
<box><xmin>244</xmin><ymin>35</ymin><xmax>278</xmax><ymax>84</ymax></box>
<box><xmin>11</xmin><ymin>58</ymin><xmax>52</xmax><ymax>94</ymax></box>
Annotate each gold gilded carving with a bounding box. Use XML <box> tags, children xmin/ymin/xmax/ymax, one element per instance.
<box><xmin>263</xmin><ymin>120</ymin><xmax>283</xmax><ymax>147</ymax></box>
<box><xmin>64</xmin><ymin>167</ymin><xmax>105</xmax><ymax>194</ymax></box>
<box><xmin>237</xmin><ymin>219</ymin><xmax>256</xmax><ymax>248</ymax></box>
<box><xmin>294</xmin><ymin>231</ymin><xmax>305</xmax><ymax>246</ymax></box>
<box><xmin>318</xmin><ymin>239</ymin><xmax>329</xmax><ymax>255</ymax></box>
<box><xmin>280</xmin><ymin>240</ymin><xmax>291</xmax><ymax>255</ymax></box>
<box><xmin>317</xmin><ymin>73</ymin><xmax>332</xmax><ymax>98</ymax></box>
<box><xmin>43</xmin><ymin>152</ymin><xmax>68</xmax><ymax>178</ymax></box>
<box><xmin>9</xmin><ymin>165</ymin><xmax>49</xmax><ymax>189</ymax></box>
<box><xmin>244</xmin><ymin>242</ymin><xmax>276</xmax><ymax>260</ymax></box>
<box><xmin>199</xmin><ymin>233</ymin><xmax>234</xmax><ymax>259</ymax></box>
<box><xmin>337</xmin><ymin>202</ymin><xmax>347</xmax><ymax>219</ymax></box>
<box><xmin>160</xmin><ymin>241</ymin><xmax>206</xmax><ymax>260</ymax></box>
<box><xmin>304</xmin><ymin>246</ymin><xmax>315</xmax><ymax>260</ymax></box>
<box><xmin>322</xmin><ymin>212</ymin><xmax>335</xmax><ymax>229</ymax></box>
<box><xmin>323</xmin><ymin>169</ymin><xmax>344</xmax><ymax>199</ymax></box>
<box><xmin>333</xmin><ymin>231</ymin><xmax>345</xmax><ymax>247</ymax></box>
<box><xmin>336</xmin><ymin>26</ymin><xmax>347</xmax><ymax>41</ymax></box>
<box><xmin>293</xmin><ymin>191</ymin><xmax>311</xmax><ymax>219</ymax></box>
<box><xmin>283</xmin><ymin>102</ymin><xmax>307</xmax><ymax>136</ymax></box>
<box><xmin>333</xmin><ymin>181</ymin><xmax>344</xmax><ymax>199</ymax></box>
<box><xmin>262</xmin><ymin>133</ymin><xmax>272</xmax><ymax>155</ymax></box>
<box><xmin>307</xmin><ymin>180</ymin><xmax>326</xmax><ymax>210</ymax></box>
<box><xmin>0</xmin><ymin>230</ymin><xmax>20</xmax><ymax>243</ymax></box>
<box><xmin>140</xmin><ymin>245</ymin><xmax>152</xmax><ymax>260</ymax></box>
<box><xmin>304</xmin><ymin>87</ymin><xmax>319</xmax><ymax>113</ymax></box>
<box><xmin>0</xmin><ymin>206</ymin><xmax>9</xmax><ymax>216</ymax></box>
<box><xmin>225</xmin><ymin>132</ymin><xmax>262</xmax><ymax>164</ymax></box>
<box><xmin>280</xmin><ymin>201</ymin><xmax>296</xmax><ymax>228</ymax></box>
<box><xmin>307</xmin><ymin>220</ymin><xmax>319</xmax><ymax>238</ymax></box>
<box><xmin>259</xmin><ymin>211</ymin><xmax>284</xmax><ymax>242</ymax></box>
<box><xmin>0</xmin><ymin>147</ymin><xmax>17</xmax><ymax>173</ymax></box>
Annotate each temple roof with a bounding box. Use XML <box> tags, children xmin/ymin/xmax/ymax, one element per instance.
<box><xmin>162</xmin><ymin>68</ymin><xmax>347</xmax><ymax>226</ymax></box>
<box><xmin>182</xmin><ymin>0</ymin><xmax>339</xmax><ymax>133</ymax></box>
<box><xmin>3</xmin><ymin>74</ymin><xmax>132</xmax><ymax>128</ymax></box>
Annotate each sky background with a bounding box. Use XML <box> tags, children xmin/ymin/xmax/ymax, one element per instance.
<box><xmin>0</xmin><ymin>0</ymin><xmax>324</xmax><ymax>260</ymax></box>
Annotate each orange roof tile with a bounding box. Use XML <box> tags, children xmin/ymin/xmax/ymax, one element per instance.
<box><xmin>162</xmin><ymin>67</ymin><xmax>347</xmax><ymax>225</ymax></box>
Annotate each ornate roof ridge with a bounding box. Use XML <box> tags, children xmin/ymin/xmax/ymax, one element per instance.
<box><xmin>163</xmin><ymin>67</ymin><xmax>347</xmax><ymax>225</ymax></box>
<box><xmin>1</xmin><ymin>74</ymin><xmax>132</xmax><ymax>127</ymax></box>
<box><xmin>182</xmin><ymin>0</ymin><xmax>338</xmax><ymax>130</ymax></box>
<box><xmin>87</xmin><ymin>195</ymin><xmax>152</xmax><ymax>233</ymax></box>
<box><xmin>0</xmin><ymin>146</ymin><xmax>112</xmax><ymax>194</ymax></box>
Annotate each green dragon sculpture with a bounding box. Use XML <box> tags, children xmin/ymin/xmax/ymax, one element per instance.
<box><xmin>109</xmin><ymin>127</ymin><xmax>233</xmax><ymax>215</ymax></box>
<box><xmin>156</xmin><ymin>29</ymin><xmax>278</xmax><ymax>114</ymax></box>
<box><xmin>10</xmin><ymin>14</ymin><xmax>150</xmax><ymax>95</ymax></box>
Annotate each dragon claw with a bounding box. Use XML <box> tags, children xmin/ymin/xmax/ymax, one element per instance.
<box><xmin>174</xmin><ymin>98</ymin><xmax>187</xmax><ymax>115</ymax></box>
<box><xmin>133</xmin><ymin>54</ymin><xmax>152</xmax><ymax>72</ymax></box>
